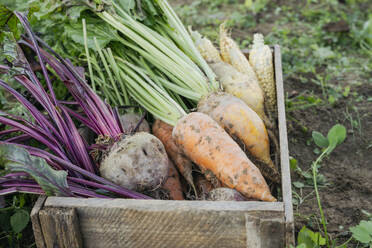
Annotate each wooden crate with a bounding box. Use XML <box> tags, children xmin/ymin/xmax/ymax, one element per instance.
<box><xmin>31</xmin><ymin>45</ymin><xmax>294</xmax><ymax>248</ymax></box>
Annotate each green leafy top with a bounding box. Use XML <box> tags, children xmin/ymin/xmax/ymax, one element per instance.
<box><xmin>0</xmin><ymin>143</ymin><xmax>69</xmax><ymax>196</ymax></box>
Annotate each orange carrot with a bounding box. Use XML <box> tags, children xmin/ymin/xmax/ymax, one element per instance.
<box><xmin>162</xmin><ymin>160</ymin><xmax>184</xmax><ymax>200</ymax></box>
<box><xmin>172</xmin><ymin>112</ymin><xmax>276</xmax><ymax>202</ymax></box>
<box><xmin>198</xmin><ymin>92</ymin><xmax>280</xmax><ymax>183</ymax></box>
<box><xmin>152</xmin><ymin>119</ymin><xmax>196</xmax><ymax>193</ymax></box>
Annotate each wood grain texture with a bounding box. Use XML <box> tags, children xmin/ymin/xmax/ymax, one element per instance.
<box><xmin>39</xmin><ymin>207</ymin><xmax>82</xmax><ymax>248</ymax></box>
<box><xmin>44</xmin><ymin>197</ymin><xmax>284</xmax><ymax>248</ymax></box>
<box><xmin>31</xmin><ymin>196</ymin><xmax>47</xmax><ymax>248</ymax></box>
<box><xmin>274</xmin><ymin>45</ymin><xmax>295</xmax><ymax>246</ymax></box>
<box><xmin>44</xmin><ymin>197</ymin><xmax>283</xmax><ymax>211</ymax></box>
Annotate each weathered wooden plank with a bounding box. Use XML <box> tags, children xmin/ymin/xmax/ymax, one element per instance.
<box><xmin>39</xmin><ymin>207</ymin><xmax>82</xmax><ymax>248</ymax></box>
<box><xmin>45</xmin><ymin>197</ymin><xmax>283</xmax><ymax>211</ymax></box>
<box><xmin>31</xmin><ymin>196</ymin><xmax>47</xmax><ymax>248</ymax></box>
<box><xmin>274</xmin><ymin>45</ymin><xmax>295</xmax><ymax>246</ymax></box>
<box><xmin>44</xmin><ymin>197</ymin><xmax>284</xmax><ymax>248</ymax></box>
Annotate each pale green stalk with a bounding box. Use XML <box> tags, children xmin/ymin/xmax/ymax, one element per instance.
<box><xmin>124</xmin><ymin>62</ymin><xmax>186</xmax><ymax>115</ymax></box>
<box><xmin>82</xmin><ymin>19</ymin><xmax>95</xmax><ymax>91</ymax></box>
<box><xmin>97</xmin><ymin>11</ymin><xmax>210</xmax><ymax>95</ymax></box>
<box><xmin>111</xmin><ymin>2</ymin><xmax>201</xmax><ymax>73</ymax></box>
<box><xmin>93</xmin><ymin>38</ymin><xmax>123</xmax><ymax>105</ymax></box>
<box><xmin>312</xmin><ymin>150</ymin><xmax>330</xmax><ymax>247</ymax></box>
<box><xmin>132</xmin><ymin>56</ymin><xmax>190</xmax><ymax>110</ymax></box>
<box><xmin>144</xmin><ymin>25</ymin><xmax>204</xmax><ymax>75</ymax></box>
<box><xmin>117</xmin><ymin>61</ymin><xmax>184</xmax><ymax>116</ymax></box>
<box><xmin>156</xmin><ymin>0</ymin><xmax>219</xmax><ymax>89</ymax></box>
<box><xmin>155</xmin><ymin>76</ymin><xmax>202</xmax><ymax>101</ymax></box>
<box><xmin>121</xmin><ymin>72</ymin><xmax>182</xmax><ymax>126</ymax></box>
<box><xmin>89</xmin><ymin>55</ymin><xmax>117</xmax><ymax>103</ymax></box>
<box><xmin>114</xmin><ymin>39</ymin><xmax>208</xmax><ymax>94</ymax></box>
<box><xmin>167</xmin><ymin>90</ymin><xmax>189</xmax><ymax>112</ymax></box>
<box><xmin>104</xmin><ymin>48</ymin><xmax>129</xmax><ymax>105</ymax></box>
<box><xmin>125</xmin><ymin>83</ymin><xmax>175</xmax><ymax>125</ymax></box>
<box><xmin>110</xmin><ymin>59</ymin><xmax>185</xmax><ymax>126</ymax></box>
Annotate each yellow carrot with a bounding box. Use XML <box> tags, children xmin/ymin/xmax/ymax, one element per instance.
<box><xmin>208</xmin><ymin>62</ymin><xmax>267</xmax><ymax>123</ymax></box>
<box><xmin>198</xmin><ymin>92</ymin><xmax>280</xmax><ymax>183</ymax></box>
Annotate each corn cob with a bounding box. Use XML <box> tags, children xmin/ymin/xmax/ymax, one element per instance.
<box><xmin>198</xmin><ymin>38</ymin><xmax>222</xmax><ymax>63</ymax></box>
<box><xmin>190</xmin><ymin>29</ymin><xmax>222</xmax><ymax>63</ymax></box>
<box><xmin>219</xmin><ymin>24</ymin><xmax>259</xmax><ymax>80</ymax></box>
<box><xmin>219</xmin><ymin>22</ymin><xmax>232</xmax><ymax>64</ymax></box>
<box><xmin>218</xmin><ymin>24</ymin><xmax>272</xmax><ymax>126</ymax></box>
<box><xmin>249</xmin><ymin>33</ymin><xmax>276</xmax><ymax>112</ymax></box>
<box><xmin>228</xmin><ymin>48</ymin><xmax>259</xmax><ymax>82</ymax></box>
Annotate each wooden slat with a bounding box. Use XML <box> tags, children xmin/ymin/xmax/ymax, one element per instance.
<box><xmin>274</xmin><ymin>45</ymin><xmax>295</xmax><ymax>246</ymax></box>
<box><xmin>45</xmin><ymin>197</ymin><xmax>285</xmax><ymax>248</ymax></box>
<box><xmin>31</xmin><ymin>196</ymin><xmax>47</xmax><ymax>248</ymax></box>
<box><xmin>39</xmin><ymin>207</ymin><xmax>83</xmax><ymax>248</ymax></box>
<box><xmin>44</xmin><ymin>197</ymin><xmax>283</xmax><ymax>211</ymax></box>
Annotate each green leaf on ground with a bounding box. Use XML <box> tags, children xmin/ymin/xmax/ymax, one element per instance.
<box><xmin>326</xmin><ymin>124</ymin><xmax>347</xmax><ymax>154</ymax></box>
<box><xmin>297</xmin><ymin>226</ymin><xmax>326</xmax><ymax>247</ymax></box>
<box><xmin>10</xmin><ymin>209</ymin><xmax>29</xmax><ymax>233</ymax></box>
<box><xmin>289</xmin><ymin>157</ymin><xmax>298</xmax><ymax>171</ymax></box>
<box><xmin>312</xmin><ymin>131</ymin><xmax>329</xmax><ymax>148</ymax></box>
<box><xmin>350</xmin><ymin>220</ymin><xmax>372</xmax><ymax>244</ymax></box>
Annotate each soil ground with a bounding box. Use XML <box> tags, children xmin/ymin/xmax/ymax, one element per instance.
<box><xmin>286</xmin><ymin>77</ymin><xmax>372</xmax><ymax>239</ymax></box>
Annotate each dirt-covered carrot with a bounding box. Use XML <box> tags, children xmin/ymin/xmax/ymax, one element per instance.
<box><xmin>172</xmin><ymin>112</ymin><xmax>276</xmax><ymax>202</ymax></box>
<box><xmin>198</xmin><ymin>92</ymin><xmax>280</xmax><ymax>183</ymax></box>
<box><xmin>162</xmin><ymin>160</ymin><xmax>184</xmax><ymax>200</ymax></box>
<box><xmin>152</xmin><ymin>119</ymin><xmax>196</xmax><ymax>193</ymax></box>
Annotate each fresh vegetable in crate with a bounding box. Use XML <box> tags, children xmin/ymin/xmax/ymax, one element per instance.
<box><xmin>249</xmin><ymin>33</ymin><xmax>277</xmax><ymax>113</ymax></box>
<box><xmin>191</xmin><ymin>28</ymin><xmax>280</xmax><ymax>183</ymax></box>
